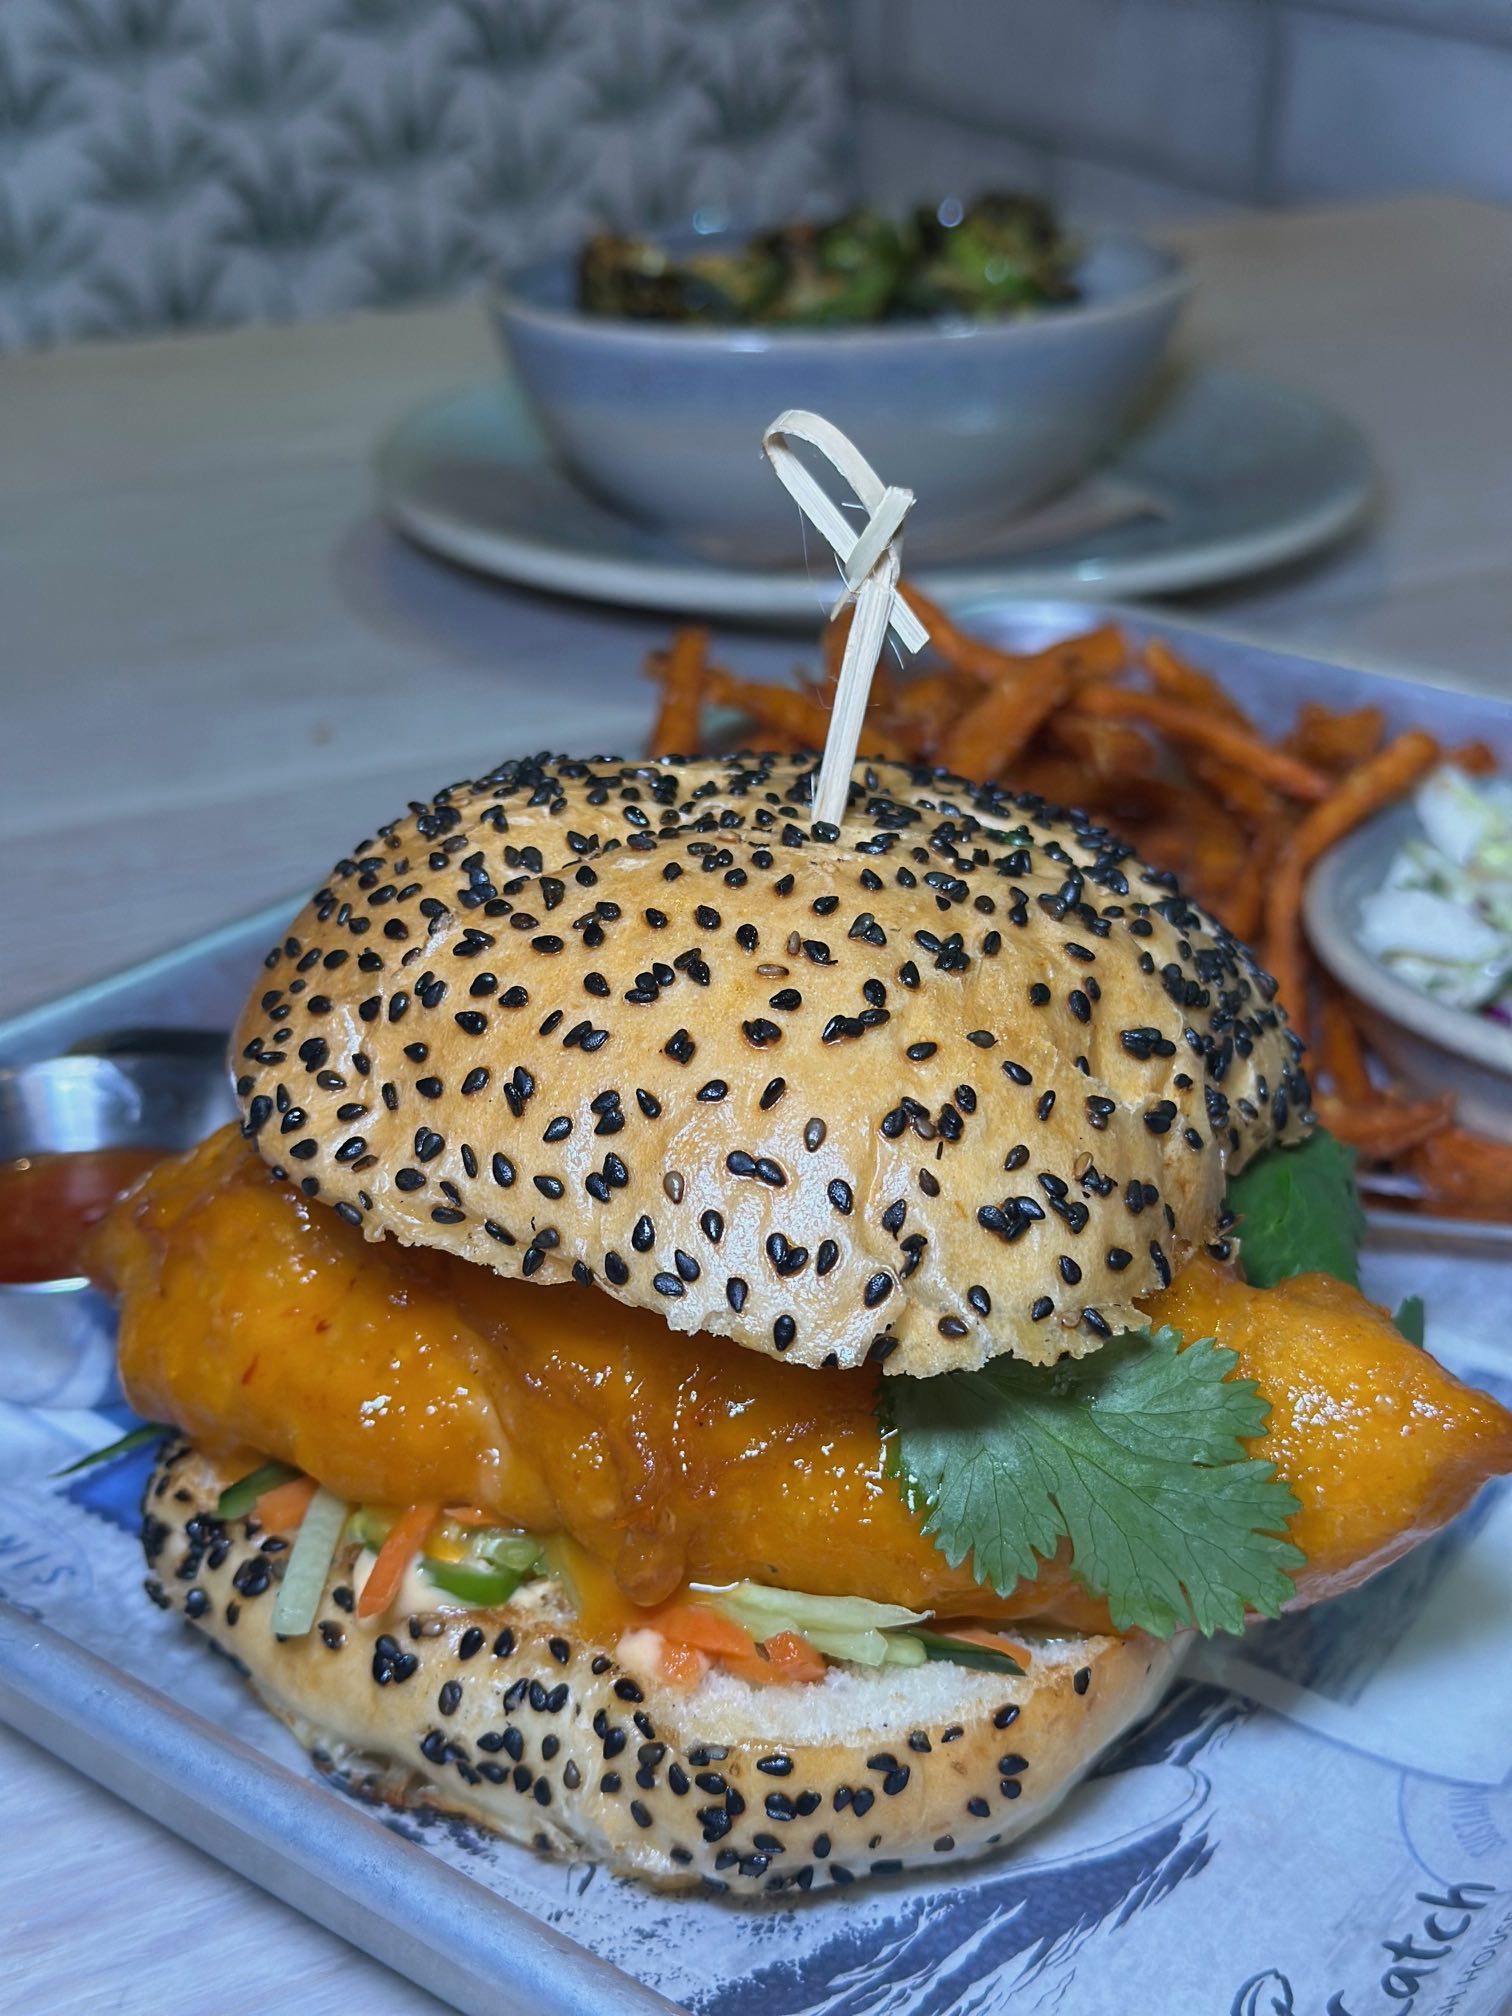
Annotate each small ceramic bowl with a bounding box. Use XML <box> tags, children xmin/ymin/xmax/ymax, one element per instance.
<box><xmin>0</xmin><ymin>1050</ymin><xmax>236</xmax><ymax>1408</ymax></box>
<box><xmin>490</xmin><ymin>230</ymin><xmax>1191</xmax><ymax>567</ymax></box>
<box><xmin>1303</xmin><ymin>802</ymin><xmax>1512</xmax><ymax>1141</ymax></box>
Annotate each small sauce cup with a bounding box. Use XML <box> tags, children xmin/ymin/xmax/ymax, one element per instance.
<box><xmin>0</xmin><ymin>1051</ymin><xmax>236</xmax><ymax>1407</ymax></box>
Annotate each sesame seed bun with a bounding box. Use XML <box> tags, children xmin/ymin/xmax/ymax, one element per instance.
<box><xmin>233</xmin><ymin>754</ymin><xmax>1307</xmax><ymax>1374</ymax></box>
<box><xmin>146</xmin><ymin>1444</ymin><xmax>1183</xmax><ymax>1895</ymax></box>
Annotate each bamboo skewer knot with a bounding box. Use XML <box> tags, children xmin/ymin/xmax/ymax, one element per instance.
<box><xmin>761</xmin><ymin>409</ymin><xmax>926</xmax><ymax>831</ymax></box>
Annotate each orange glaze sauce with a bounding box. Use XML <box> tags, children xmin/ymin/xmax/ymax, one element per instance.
<box><xmin>1145</xmin><ymin>1255</ymin><xmax>1512</xmax><ymax>1602</ymax></box>
<box><xmin>93</xmin><ymin>1126</ymin><xmax>1104</xmax><ymax>1628</ymax></box>
<box><xmin>93</xmin><ymin>1128</ymin><xmax>1512</xmax><ymax>1631</ymax></box>
<box><xmin>0</xmin><ymin>1147</ymin><xmax>167</xmax><ymax>1283</ymax></box>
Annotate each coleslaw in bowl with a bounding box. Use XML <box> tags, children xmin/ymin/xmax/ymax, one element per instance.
<box><xmin>1355</xmin><ymin>766</ymin><xmax>1512</xmax><ymax>1016</ymax></box>
<box><xmin>1304</xmin><ymin>766</ymin><xmax>1512</xmax><ymax>1144</ymax></box>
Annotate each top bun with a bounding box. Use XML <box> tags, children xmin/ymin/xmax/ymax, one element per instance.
<box><xmin>233</xmin><ymin>754</ymin><xmax>1308</xmax><ymax>1376</ymax></box>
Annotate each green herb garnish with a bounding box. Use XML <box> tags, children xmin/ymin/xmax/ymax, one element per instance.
<box><xmin>53</xmin><ymin>1421</ymin><xmax>168</xmax><ymax>1477</ymax></box>
<box><xmin>1225</xmin><ymin>1128</ymin><xmax>1366</xmax><ymax>1288</ymax></box>
<box><xmin>421</xmin><ymin>1558</ymin><xmax>530</xmax><ymax>1607</ymax></box>
<box><xmin>1393</xmin><ymin>1296</ymin><xmax>1426</xmax><ymax>1347</ymax></box>
<box><xmin>888</xmin><ymin>1327</ymin><xmax>1302</xmax><ymax>1639</ymax></box>
<box><xmin>914</xmin><ymin>1630</ymin><xmax>1025</xmax><ymax>1675</ymax></box>
<box><xmin>216</xmin><ymin>1460</ymin><xmax>300</xmax><ymax>1521</ymax></box>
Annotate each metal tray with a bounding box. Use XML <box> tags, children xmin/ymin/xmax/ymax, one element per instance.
<box><xmin>3</xmin><ymin>605</ymin><xmax>1511</xmax><ymax>2016</ymax></box>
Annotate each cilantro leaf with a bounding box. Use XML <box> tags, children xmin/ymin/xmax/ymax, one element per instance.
<box><xmin>1393</xmin><ymin>1296</ymin><xmax>1426</xmax><ymax>1348</ymax></box>
<box><xmin>888</xmin><ymin>1328</ymin><xmax>1302</xmax><ymax>1638</ymax></box>
<box><xmin>1225</xmin><ymin>1129</ymin><xmax>1365</xmax><ymax>1288</ymax></box>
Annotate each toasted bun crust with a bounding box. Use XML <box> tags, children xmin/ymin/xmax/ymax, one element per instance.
<box><xmin>145</xmin><ymin>1444</ymin><xmax>1183</xmax><ymax>1894</ymax></box>
<box><xmin>233</xmin><ymin>754</ymin><xmax>1306</xmax><ymax>1373</ymax></box>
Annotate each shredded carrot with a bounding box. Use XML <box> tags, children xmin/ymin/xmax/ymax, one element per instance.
<box><xmin>718</xmin><ymin>1629</ymin><xmax>827</xmax><ymax>1687</ymax></box>
<box><xmin>930</xmin><ymin>1626</ymin><xmax>1034</xmax><ymax>1666</ymax></box>
<box><xmin>648</xmin><ymin>1602</ymin><xmax>760</xmax><ymax>1661</ymax></box>
<box><xmin>659</xmin><ymin>1641</ymin><xmax>711</xmax><ymax>1689</ymax></box>
<box><xmin>761</xmin><ymin>1630</ymin><xmax>827</xmax><ymax>1683</ymax></box>
<box><xmin>356</xmin><ymin>1503</ymin><xmax>438</xmax><ymax>1620</ymax></box>
<box><xmin>255</xmin><ymin>1475</ymin><xmax>318</xmax><ymax>1532</ymax></box>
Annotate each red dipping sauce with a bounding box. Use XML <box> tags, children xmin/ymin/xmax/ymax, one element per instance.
<box><xmin>0</xmin><ymin>1148</ymin><xmax>167</xmax><ymax>1284</ymax></box>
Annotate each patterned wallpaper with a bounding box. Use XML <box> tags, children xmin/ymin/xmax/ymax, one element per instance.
<box><xmin>0</xmin><ymin>0</ymin><xmax>845</xmax><ymax>348</ymax></box>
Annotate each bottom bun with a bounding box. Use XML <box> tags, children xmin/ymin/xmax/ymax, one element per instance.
<box><xmin>144</xmin><ymin>1443</ymin><xmax>1183</xmax><ymax>1894</ymax></box>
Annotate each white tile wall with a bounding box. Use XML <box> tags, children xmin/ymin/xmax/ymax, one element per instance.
<box><xmin>1269</xmin><ymin>10</ymin><xmax>1512</xmax><ymax>203</ymax></box>
<box><xmin>839</xmin><ymin>0</ymin><xmax>903</xmax><ymax>90</ymax></box>
<box><xmin>852</xmin><ymin>97</ymin><xmax>1051</xmax><ymax>212</ymax></box>
<box><xmin>1050</xmin><ymin>156</ymin><xmax>1247</xmax><ymax>230</ymax></box>
<box><xmin>839</xmin><ymin>0</ymin><xmax>1512</xmax><ymax>227</ymax></box>
<box><xmin>889</xmin><ymin>0</ymin><xmax>1272</xmax><ymax>197</ymax></box>
<box><xmin>1288</xmin><ymin>0</ymin><xmax>1512</xmax><ymax>43</ymax></box>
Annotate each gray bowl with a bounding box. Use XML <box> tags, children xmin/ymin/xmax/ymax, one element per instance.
<box><xmin>489</xmin><ymin>232</ymin><xmax>1192</xmax><ymax>567</ymax></box>
<box><xmin>0</xmin><ymin>1050</ymin><xmax>236</xmax><ymax>1408</ymax></box>
<box><xmin>1304</xmin><ymin>802</ymin><xmax>1512</xmax><ymax>1142</ymax></box>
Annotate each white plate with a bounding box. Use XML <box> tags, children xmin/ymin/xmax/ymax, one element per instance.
<box><xmin>375</xmin><ymin>367</ymin><xmax>1373</xmax><ymax>624</ymax></box>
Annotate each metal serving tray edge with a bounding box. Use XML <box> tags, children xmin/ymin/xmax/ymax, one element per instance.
<box><xmin>0</xmin><ymin>1607</ymin><xmax>679</xmax><ymax>2016</ymax></box>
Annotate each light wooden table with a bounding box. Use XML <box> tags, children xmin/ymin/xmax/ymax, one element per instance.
<box><xmin>3</xmin><ymin>193</ymin><xmax>1512</xmax><ymax>2014</ymax></box>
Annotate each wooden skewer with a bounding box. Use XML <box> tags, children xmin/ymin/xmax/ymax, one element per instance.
<box><xmin>761</xmin><ymin>409</ymin><xmax>925</xmax><ymax>830</ymax></box>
